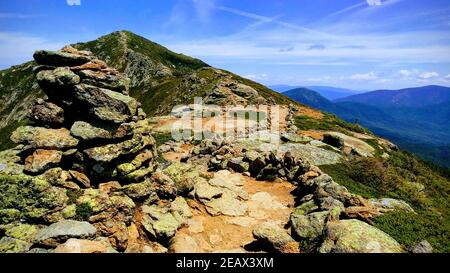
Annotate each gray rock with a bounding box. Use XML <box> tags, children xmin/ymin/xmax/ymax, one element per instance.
<box><xmin>252</xmin><ymin>222</ymin><xmax>298</xmax><ymax>253</ymax></box>
<box><xmin>227</xmin><ymin>157</ymin><xmax>249</xmax><ymax>173</ymax></box>
<box><xmin>11</xmin><ymin>126</ymin><xmax>79</xmax><ymax>150</ymax></box>
<box><xmin>291</xmin><ymin>211</ymin><xmax>329</xmax><ymax>241</ymax></box>
<box><xmin>277</xmin><ymin>143</ymin><xmax>342</xmax><ymax>166</ymax></box>
<box><xmin>369</xmin><ymin>198</ymin><xmax>414</xmax><ymax>213</ymax></box>
<box><xmin>36</xmin><ymin>67</ymin><xmax>80</xmax><ymax>92</ymax></box>
<box><xmin>411</xmin><ymin>240</ymin><xmax>433</xmax><ymax>253</ymax></box>
<box><xmin>72</xmin><ymin>84</ymin><xmax>138</xmax><ymax>123</ymax></box>
<box><xmin>70</xmin><ymin>121</ymin><xmax>133</xmax><ymax>141</ymax></box>
<box><xmin>319</xmin><ymin>219</ymin><xmax>403</xmax><ymax>253</ymax></box>
<box><xmin>34</xmin><ymin>50</ymin><xmax>92</xmax><ymax>66</ymax></box>
<box><xmin>29</xmin><ymin>101</ymin><xmax>65</xmax><ymax>126</ymax></box>
<box><xmin>34</xmin><ymin>220</ymin><xmax>97</xmax><ymax>247</ymax></box>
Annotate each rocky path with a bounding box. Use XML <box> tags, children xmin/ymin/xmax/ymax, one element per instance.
<box><xmin>171</xmin><ymin>173</ymin><xmax>295</xmax><ymax>253</ymax></box>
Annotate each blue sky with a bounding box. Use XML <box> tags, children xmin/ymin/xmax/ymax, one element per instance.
<box><xmin>1</xmin><ymin>0</ymin><xmax>449</xmax><ymax>90</ymax></box>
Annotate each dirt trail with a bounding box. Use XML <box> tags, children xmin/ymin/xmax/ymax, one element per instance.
<box><xmin>171</xmin><ymin>175</ymin><xmax>295</xmax><ymax>253</ymax></box>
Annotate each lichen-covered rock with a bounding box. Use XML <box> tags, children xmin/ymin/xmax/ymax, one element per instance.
<box><xmin>29</xmin><ymin>101</ymin><xmax>65</xmax><ymax>126</ymax></box>
<box><xmin>34</xmin><ymin>50</ymin><xmax>92</xmax><ymax>66</ymax></box>
<box><xmin>252</xmin><ymin>222</ymin><xmax>298</xmax><ymax>253</ymax></box>
<box><xmin>70</xmin><ymin>121</ymin><xmax>133</xmax><ymax>141</ymax></box>
<box><xmin>72</xmin><ymin>84</ymin><xmax>138</xmax><ymax>123</ymax></box>
<box><xmin>0</xmin><ymin>173</ymin><xmax>68</xmax><ymax>224</ymax></box>
<box><xmin>162</xmin><ymin>162</ymin><xmax>201</xmax><ymax>194</ymax></box>
<box><xmin>227</xmin><ymin>157</ymin><xmax>249</xmax><ymax>173</ymax></box>
<box><xmin>84</xmin><ymin>134</ymin><xmax>155</xmax><ymax>163</ymax></box>
<box><xmin>11</xmin><ymin>126</ymin><xmax>79</xmax><ymax>150</ymax></box>
<box><xmin>141</xmin><ymin>203</ymin><xmax>188</xmax><ymax>241</ymax></box>
<box><xmin>0</xmin><ymin>237</ymin><xmax>31</xmax><ymax>253</ymax></box>
<box><xmin>69</xmin><ymin>170</ymin><xmax>91</xmax><ymax>188</ymax></box>
<box><xmin>36</xmin><ymin>67</ymin><xmax>80</xmax><ymax>92</ymax></box>
<box><xmin>122</xmin><ymin>180</ymin><xmax>152</xmax><ymax>200</ymax></box>
<box><xmin>194</xmin><ymin>180</ymin><xmax>223</xmax><ymax>200</ymax></box>
<box><xmin>4</xmin><ymin>224</ymin><xmax>38</xmax><ymax>242</ymax></box>
<box><xmin>291</xmin><ymin>211</ymin><xmax>329</xmax><ymax>241</ymax></box>
<box><xmin>34</xmin><ymin>220</ymin><xmax>97</xmax><ymax>247</ymax></box>
<box><xmin>319</xmin><ymin>219</ymin><xmax>403</xmax><ymax>253</ymax></box>
<box><xmin>78</xmin><ymin>69</ymin><xmax>130</xmax><ymax>93</ymax></box>
<box><xmin>24</xmin><ymin>149</ymin><xmax>63</xmax><ymax>174</ymax></box>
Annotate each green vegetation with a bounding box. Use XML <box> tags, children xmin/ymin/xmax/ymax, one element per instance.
<box><xmin>294</xmin><ymin>113</ymin><xmax>370</xmax><ymax>134</ymax></box>
<box><xmin>373</xmin><ymin>211</ymin><xmax>450</xmax><ymax>252</ymax></box>
<box><xmin>321</xmin><ymin>150</ymin><xmax>450</xmax><ymax>252</ymax></box>
<box><xmin>75</xmin><ymin>202</ymin><xmax>93</xmax><ymax>221</ymax></box>
<box><xmin>363</xmin><ymin>138</ymin><xmax>385</xmax><ymax>158</ymax></box>
<box><xmin>152</xmin><ymin>131</ymin><xmax>174</xmax><ymax>147</ymax></box>
<box><xmin>66</xmin><ymin>189</ymin><xmax>83</xmax><ymax>205</ymax></box>
<box><xmin>0</xmin><ymin>119</ymin><xmax>30</xmax><ymax>151</ymax></box>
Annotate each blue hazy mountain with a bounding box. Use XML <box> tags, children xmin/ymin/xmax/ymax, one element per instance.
<box><xmin>335</xmin><ymin>85</ymin><xmax>450</xmax><ymax>107</ymax></box>
<box><xmin>270</xmin><ymin>85</ymin><xmax>360</xmax><ymax>100</ymax></box>
<box><xmin>283</xmin><ymin>86</ymin><xmax>450</xmax><ymax>168</ymax></box>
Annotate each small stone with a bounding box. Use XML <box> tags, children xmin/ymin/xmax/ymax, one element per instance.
<box><xmin>34</xmin><ymin>220</ymin><xmax>97</xmax><ymax>247</ymax></box>
<box><xmin>24</xmin><ymin>149</ymin><xmax>63</xmax><ymax>174</ymax></box>
<box><xmin>69</xmin><ymin>170</ymin><xmax>91</xmax><ymax>188</ymax></box>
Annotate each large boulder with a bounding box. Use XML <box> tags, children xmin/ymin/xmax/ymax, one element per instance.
<box><xmin>36</xmin><ymin>67</ymin><xmax>80</xmax><ymax>92</ymax></box>
<box><xmin>11</xmin><ymin>126</ymin><xmax>79</xmax><ymax>150</ymax></box>
<box><xmin>34</xmin><ymin>220</ymin><xmax>97</xmax><ymax>247</ymax></box>
<box><xmin>291</xmin><ymin>211</ymin><xmax>329</xmax><ymax>241</ymax></box>
<box><xmin>319</xmin><ymin>219</ymin><xmax>403</xmax><ymax>253</ymax></box>
<box><xmin>252</xmin><ymin>222</ymin><xmax>298</xmax><ymax>253</ymax></box>
<box><xmin>78</xmin><ymin>69</ymin><xmax>130</xmax><ymax>93</ymax></box>
<box><xmin>33</xmin><ymin>50</ymin><xmax>92</xmax><ymax>66</ymax></box>
<box><xmin>72</xmin><ymin>84</ymin><xmax>138</xmax><ymax>123</ymax></box>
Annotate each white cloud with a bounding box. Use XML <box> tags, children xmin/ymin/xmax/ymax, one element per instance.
<box><xmin>418</xmin><ymin>72</ymin><xmax>439</xmax><ymax>79</ymax></box>
<box><xmin>0</xmin><ymin>13</ymin><xmax>42</xmax><ymax>19</ymax></box>
<box><xmin>445</xmin><ymin>74</ymin><xmax>450</xmax><ymax>79</ymax></box>
<box><xmin>349</xmin><ymin>72</ymin><xmax>378</xmax><ymax>80</ymax></box>
<box><xmin>192</xmin><ymin>0</ymin><xmax>215</xmax><ymax>22</ymax></box>
<box><xmin>398</xmin><ymin>69</ymin><xmax>412</xmax><ymax>77</ymax></box>
<box><xmin>367</xmin><ymin>0</ymin><xmax>382</xmax><ymax>6</ymax></box>
<box><xmin>0</xmin><ymin>32</ymin><xmax>65</xmax><ymax>68</ymax></box>
<box><xmin>66</xmin><ymin>0</ymin><xmax>81</xmax><ymax>6</ymax></box>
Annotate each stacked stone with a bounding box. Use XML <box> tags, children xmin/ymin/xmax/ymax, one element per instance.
<box><xmin>11</xmin><ymin>46</ymin><xmax>156</xmax><ymax>186</ymax></box>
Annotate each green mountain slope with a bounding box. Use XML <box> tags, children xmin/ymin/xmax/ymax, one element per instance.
<box><xmin>0</xmin><ymin>30</ymin><xmax>298</xmax><ymax>150</ymax></box>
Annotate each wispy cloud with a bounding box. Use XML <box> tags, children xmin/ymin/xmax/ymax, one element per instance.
<box><xmin>0</xmin><ymin>32</ymin><xmax>65</xmax><ymax>69</ymax></box>
<box><xmin>0</xmin><ymin>13</ymin><xmax>42</xmax><ymax>19</ymax></box>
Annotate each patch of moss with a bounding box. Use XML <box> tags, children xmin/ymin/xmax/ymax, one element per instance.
<box><xmin>66</xmin><ymin>189</ymin><xmax>83</xmax><ymax>205</ymax></box>
<box><xmin>75</xmin><ymin>202</ymin><xmax>93</xmax><ymax>221</ymax></box>
<box><xmin>153</xmin><ymin>132</ymin><xmax>174</xmax><ymax>147</ymax></box>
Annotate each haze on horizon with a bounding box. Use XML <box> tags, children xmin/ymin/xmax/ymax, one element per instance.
<box><xmin>0</xmin><ymin>0</ymin><xmax>449</xmax><ymax>90</ymax></box>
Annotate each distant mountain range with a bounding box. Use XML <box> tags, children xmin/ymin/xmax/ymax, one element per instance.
<box><xmin>283</xmin><ymin>86</ymin><xmax>450</xmax><ymax>168</ymax></box>
<box><xmin>270</xmin><ymin>85</ymin><xmax>361</xmax><ymax>100</ymax></box>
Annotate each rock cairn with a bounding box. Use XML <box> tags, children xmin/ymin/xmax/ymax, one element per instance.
<box><xmin>12</xmin><ymin>46</ymin><xmax>156</xmax><ymax>184</ymax></box>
